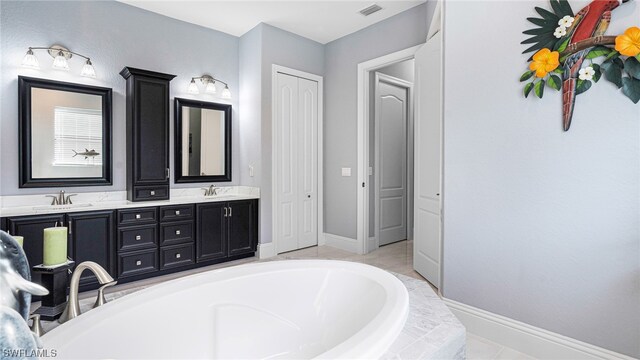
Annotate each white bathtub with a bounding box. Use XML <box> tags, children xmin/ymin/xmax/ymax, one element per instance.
<box><xmin>43</xmin><ymin>260</ymin><xmax>409</xmax><ymax>359</ymax></box>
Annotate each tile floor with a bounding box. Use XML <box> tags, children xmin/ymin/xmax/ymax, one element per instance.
<box><xmin>67</xmin><ymin>240</ymin><xmax>535</xmax><ymax>359</ymax></box>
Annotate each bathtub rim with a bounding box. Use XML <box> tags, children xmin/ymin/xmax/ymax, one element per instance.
<box><xmin>43</xmin><ymin>259</ymin><xmax>410</xmax><ymax>359</ymax></box>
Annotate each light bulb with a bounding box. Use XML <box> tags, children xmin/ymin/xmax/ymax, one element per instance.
<box><xmin>221</xmin><ymin>85</ymin><xmax>231</xmax><ymax>99</ymax></box>
<box><xmin>187</xmin><ymin>79</ymin><xmax>199</xmax><ymax>94</ymax></box>
<box><xmin>205</xmin><ymin>81</ymin><xmax>217</xmax><ymax>94</ymax></box>
<box><xmin>51</xmin><ymin>50</ymin><xmax>69</xmax><ymax>71</ymax></box>
<box><xmin>21</xmin><ymin>49</ymin><xmax>40</xmax><ymax>69</ymax></box>
<box><xmin>80</xmin><ymin>59</ymin><xmax>96</xmax><ymax>78</ymax></box>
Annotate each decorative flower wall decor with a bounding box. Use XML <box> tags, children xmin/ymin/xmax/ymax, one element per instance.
<box><xmin>520</xmin><ymin>0</ymin><xmax>640</xmax><ymax>131</ymax></box>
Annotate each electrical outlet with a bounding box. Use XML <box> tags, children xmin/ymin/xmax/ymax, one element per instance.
<box><xmin>249</xmin><ymin>165</ymin><xmax>254</xmax><ymax>177</ymax></box>
<box><xmin>369</xmin><ymin>167</ymin><xmax>373</xmax><ymax>176</ymax></box>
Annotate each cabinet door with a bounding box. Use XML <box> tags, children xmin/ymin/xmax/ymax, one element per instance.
<box><xmin>67</xmin><ymin>211</ymin><xmax>116</xmax><ymax>290</ymax></box>
<box><xmin>196</xmin><ymin>203</ymin><xmax>226</xmax><ymax>262</ymax></box>
<box><xmin>227</xmin><ymin>200</ymin><xmax>258</xmax><ymax>257</ymax></box>
<box><xmin>6</xmin><ymin>214</ymin><xmax>66</xmax><ymax>287</ymax></box>
<box><xmin>134</xmin><ymin>77</ymin><xmax>169</xmax><ymax>185</ymax></box>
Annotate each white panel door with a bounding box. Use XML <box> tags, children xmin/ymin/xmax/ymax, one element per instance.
<box><xmin>413</xmin><ymin>32</ymin><xmax>442</xmax><ymax>288</ymax></box>
<box><xmin>376</xmin><ymin>79</ymin><xmax>408</xmax><ymax>246</ymax></box>
<box><xmin>298</xmin><ymin>78</ymin><xmax>318</xmax><ymax>248</ymax></box>
<box><xmin>276</xmin><ymin>73</ymin><xmax>299</xmax><ymax>253</ymax></box>
<box><xmin>275</xmin><ymin>72</ymin><xmax>319</xmax><ymax>253</ymax></box>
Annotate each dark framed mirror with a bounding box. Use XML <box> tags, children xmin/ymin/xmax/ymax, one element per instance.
<box><xmin>174</xmin><ymin>98</ymin><xmax>232</xmax><ymax>183</ymax></box>
<box><xmin>18</xmin><ymin>76</ymin><xmax>113</xmax><ymax>188</ymax></box>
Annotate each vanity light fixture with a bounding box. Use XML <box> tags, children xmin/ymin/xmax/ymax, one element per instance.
<box><xmin>21</xmin><ymin>45</ymin><xmax>97</xmax><ymax>78</ymax></box>
<box><xmin>188</xmin><ymin>74</ymin><xmax>231</xmax><ymax>99</ymax></box>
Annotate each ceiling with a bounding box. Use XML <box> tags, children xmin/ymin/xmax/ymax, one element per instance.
<box><xmin>117</xmin><ymin>1</ymin><xmax>426</xmax><ymax>44</ymax></box>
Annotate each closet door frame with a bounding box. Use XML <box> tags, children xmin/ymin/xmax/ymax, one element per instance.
<box><xmin>271</xmin><ymin>64</ymin><xmax>324</xmax><ymax>255</ymax></box>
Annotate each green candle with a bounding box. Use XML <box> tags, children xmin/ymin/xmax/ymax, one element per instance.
<box><xmin>43</xmin><ymin>227</ymin><xmax>68</xmax><ymax>266</ymax></box>
<box><xmin>12</xmin><ymin>235</ymin><xmax>24</xmax><ymax>248</ymax></box>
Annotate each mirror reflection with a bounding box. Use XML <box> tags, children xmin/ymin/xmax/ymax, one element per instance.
<box><xmin>181</xmin><ymin>107</ymin><xmax>226</xmax><ymax>177</ymax></box>
<box><xmin>31</xmin><ymin>88</ymin><xmax>104</xmax><ymax>178</ymax></box>
<box><xmin>174</xmin><ymin>98</ymin><xmax>231</xmax><ymax>183</ymax></box>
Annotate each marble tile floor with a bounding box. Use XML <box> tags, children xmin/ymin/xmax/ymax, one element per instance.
<box><xmin>36</xmin><ymin>240</ymin><xmax>536</xmax><ymax>359</ymax></box>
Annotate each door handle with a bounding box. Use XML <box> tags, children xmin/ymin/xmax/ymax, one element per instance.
<box><xmin>229</xmin><ymin>206</ymin><xmax>232</xmax><ymax>217</ymax></box>
<box><xmin>224</xmin><ymin>207</ymin><xmax>228</xmax><ymax>217</ymax></box>
<box><xmin>68</xmin><ymin>219</ymin><xmax>72</xmax><ymax>235</ymax></box>
<box><xmin>307</xmin><ymin>195</ymin><xmax>311</xmax><ymax>198</ymax></box>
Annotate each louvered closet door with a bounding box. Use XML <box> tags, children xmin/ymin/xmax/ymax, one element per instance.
<box><xmin>275</xmin><ymin>73</ymin><xmax>318</xmax><ymax>253</ymax></box>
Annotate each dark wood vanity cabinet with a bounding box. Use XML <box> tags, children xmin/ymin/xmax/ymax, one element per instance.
<box><xmin>5</xmin><ymin>214</ymin><xmax>66</xmax><ymax>287</ymax></box>
<box><xmin>120</xmin><ymin>67</ymin><xmax>176</xmax><ymax>202</ymax></box>
<box><xmin>196</xmin><ymin>203</ymin><xmax>227</xmax><ymax>262</ymax></box>
<box><xmin>196</xmin><ymin>200</ymin><xmax>258</xmax><ymax>262</ymax></box>
<box><xmin>2</xmin><ymin>199</ymin><xmax>258</xmax><ymax>296</ymax></box>
<box><xmin>4</xmin><ymin>211</ymin><xmax>116</xmax><ymax>292</ymax></box>
<box><xmin>66</xmin><ymin>211</ymin><xmax>116</xmax><ymax>290</ymax></box>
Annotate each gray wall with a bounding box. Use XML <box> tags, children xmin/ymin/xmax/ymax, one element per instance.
<box><xmin>324</xmin><ymin>2</ymin><xmax>434</xmax><ymax>239</ymax></box>
<box><xmin>442</xmin><ymin>1</ymin><xmax>640</xmax><ymax>357</ymax></box>
<box><xmin>239</xmin><ymin>23</ymin><xmax>325</xmax><ymax>244</ymax></box>
<box><xmin>0</xmin><ymin>1</ymin><xmax>239</xmax><ymax>195</ymax></box>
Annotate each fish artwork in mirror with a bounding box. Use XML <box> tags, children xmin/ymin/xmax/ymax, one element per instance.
<box><xmin>18</xmin><ymin>76</ymin><xmax>112</xmax><ymax>187</ymax></box>
<box><xmin>174</xmin><ymin>98</ymin><xmax>232</xmax><ymax>183</ymax></box>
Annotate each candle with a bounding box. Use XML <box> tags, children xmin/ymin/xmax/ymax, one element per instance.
<box><xmin>12</xmin><ymin>235</ymin><xmax>24</xmax><ymax>248</ymax></box>
<box><xmin>43</xmin><ymin>227</ymin><xmax>68</xmax><ymax>266</ymax></box>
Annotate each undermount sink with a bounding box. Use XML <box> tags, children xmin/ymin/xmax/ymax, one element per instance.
<box><xmin>32</xmin><ymin>203</ymin><xmax>93</xmax><ymax>211</ymax></box>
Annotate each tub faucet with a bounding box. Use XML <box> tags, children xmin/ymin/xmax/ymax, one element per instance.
<box><xmin>202</xmin><ymin>185</ymin><xmax>220</xmax><ymax>196</ymax></box>
<box><xmin>58</xmin><ymin>261</ymin><xmax>116</xmax><ymax>324</ymax></box>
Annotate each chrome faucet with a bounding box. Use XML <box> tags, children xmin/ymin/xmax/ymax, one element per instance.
<box><xmin>58</xmin><ymin>261</ymin><xmax>116</xmax><ymax>324</ymax></box>
<box><xmin>45</xmin><ymin>190</ymin><xmax>77</xmax><ymax>206</ymax></box>
<box><xmin>202</xmin><ymin>185</ymin><xmax>220</xmax><ymax>196</ymax></box>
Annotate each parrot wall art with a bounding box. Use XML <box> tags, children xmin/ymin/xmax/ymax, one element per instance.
<box><xmin>520</xmin><ymin>0</ymin><xmax>640</xmax><ymax>131</ymax></box>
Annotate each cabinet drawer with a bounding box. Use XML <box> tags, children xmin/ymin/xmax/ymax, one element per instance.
<box><xmin>160</xmin><ymin>244</ymin><xmax>194</xmax><ymax>270</ymax></box>
<box><xmin>118</xmin><ymin>208</ymin><xmax>157</xmax><ymax>226</ymax></box>
<box><xmin>118</xmin><ymin>249</ymin><xmax>158</xmax><ymax>278</ymax></box>
<box><xmin>160</xmin><ymin>205</ymin><xmax>194</xmax><ymax>222</ymax></box>
<box><xmin>160</xmin><ymin>221</ymin><xmax>194</xmax><ymax>246</ymax></box>
<box><xmin>118</xmin><ymin>225</ymin><xmax>157</xmax><ymax>252</ymax></box>
<box><xmin>134</xmin><ymin>185</ymin><xmax>169</xmax><ymax>201</ymax></box>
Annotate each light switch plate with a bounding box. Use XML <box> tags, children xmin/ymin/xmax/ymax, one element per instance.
<box><xmin>369</xmin><ymin>167</ymin><xmax>373</xmax><ymax>176</ymax></box>
<box><xmin>341</xmin><ymin>167</ymin><xmax>351</xmax><ymax>177</ymax></box>
<box><xmin>249</xmin><ymin>165</ymin><xmax>254</xmax><ymax>177</ymax></box>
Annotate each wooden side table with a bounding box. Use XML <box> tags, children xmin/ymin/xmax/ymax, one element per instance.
<box><xmin>32</xmin><ymin>261</ymin><xmax>75</xmax><ymax>321</ymax></box>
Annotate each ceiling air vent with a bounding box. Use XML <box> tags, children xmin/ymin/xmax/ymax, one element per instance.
<box><xmin>359</xmin><ymin>4</ymin><xmax>383</xmax><ymax>16</ymax></box>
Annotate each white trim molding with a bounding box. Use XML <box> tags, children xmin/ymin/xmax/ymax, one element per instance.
<box><xmin>443</xmin><ymin>298</ymin><xmax>636</xmax><ymax>360</ymax></box>
<box><xmin>357</xmin><ymin>45</ymin><xmax>422</xmax><ymax>256</ymax></box>
<box><xmin>324</xmin><ymin>233</ymin><xmax>359</xmax><ymax>254</ymax></box>
<box><xmin>257</xmin><ymin>242</ymin><xmax>276</xmax><ymax>259</ymax></box>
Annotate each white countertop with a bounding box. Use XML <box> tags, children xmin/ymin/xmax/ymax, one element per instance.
<box><xmin>0</xmin><ymin>186</ymin><xmax>260</xmax><ymax>217</ymax></box>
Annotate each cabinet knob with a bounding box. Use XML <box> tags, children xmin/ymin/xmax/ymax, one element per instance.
<box><xmin>150</xmin><ymin>191</ymin><xmax>156</xmax><ymax>196</ymax></box>
<box><xmin>175</xmin><ymin>210</ymin><xmax>180</xmax><ymax>215</ymax></box>
<box><xmin>175</xmin><ymin>253</ymin><xmax>181</xmax><ymax>259</ymax></box>
<box><xmin>136</xmin><ymin>260</ymin><xmax>142</xmax><ymax>266</ymax></box>
<box><xmin>135</xmin><ymin>235</ymin><xmax>142</xmax><ymax>240</ymax></box>
<box><xmin>135</xmin><ymin>214</ymin><xmax>141</xmax><ymax>219</ymax></box>
<box><xmin>175</xmin><ymin>230</ymin><xmax>181</xmax><ymax>235</ymax></box>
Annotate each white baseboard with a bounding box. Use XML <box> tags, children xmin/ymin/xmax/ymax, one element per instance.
<box><xmin>323</xmin><ymin>232</ymin><xmax>360</xmax><ymax>254</ymax></box>
<box><xmin>443</xmin><ymin>298</ymin><xmax>635</xmax><ymax>360</ymax></box>
<box><xmin>257</xmin><ymin>242</ymin><xmax>276</xmax><ymax>259</ymax></box>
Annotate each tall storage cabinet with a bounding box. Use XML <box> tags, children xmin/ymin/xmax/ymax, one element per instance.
<box><xmin>120</xmin><ymin>67</ymin><xmax>176</xmax><ymax>202</ymax></box>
